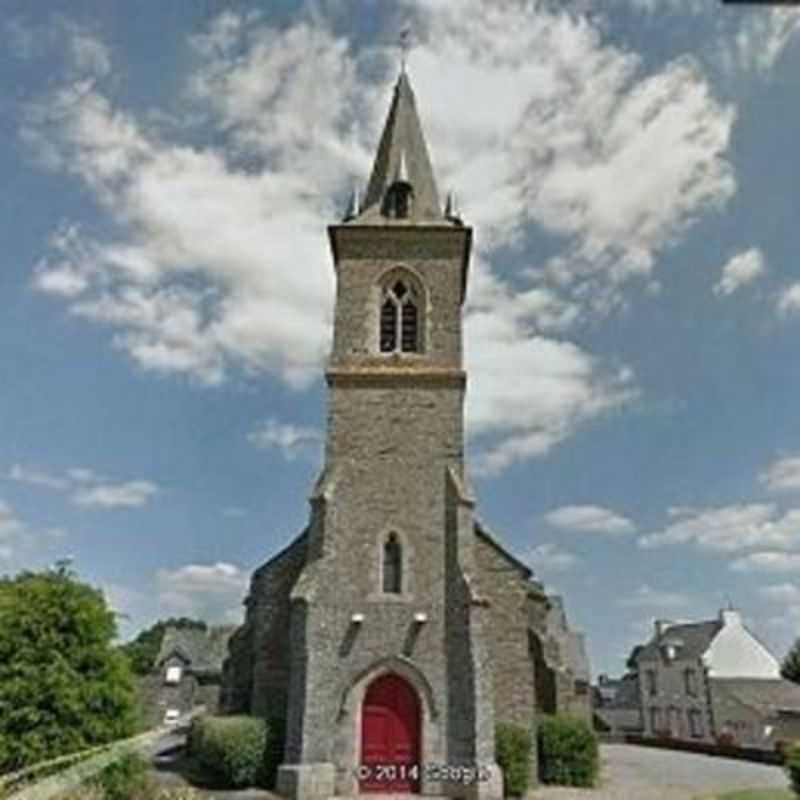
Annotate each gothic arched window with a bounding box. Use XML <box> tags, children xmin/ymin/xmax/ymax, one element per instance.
<box><xmin>383</xmin><ymin>533</ymin><xmax>403</xmax><ymax>594</ymax></box>
<box><xmin>379</xmin><ymin>276</ymin><xmax>421</xmax><ymax>353</ymax></box>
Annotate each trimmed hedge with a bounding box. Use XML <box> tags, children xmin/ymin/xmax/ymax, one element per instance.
<box><xmin>188</xmin><ymin>715</ymin><xmax>278</xmax><ymax>789</ymax></box>
<box><xmin>784</xmin><ymin>740</ymin><xmax>800</xmax><ymax>795</ymax></box>
<box><xmin>537</xmin><ymin>715</ymin><xmax>598</xmax><ymax>787</ymax></box>
<box><xmin>495</xmin><ymin>723</ymin><xmax>532</xmax><ymax>797</ymax></box>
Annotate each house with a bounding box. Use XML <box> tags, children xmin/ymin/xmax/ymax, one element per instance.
<box><xmin>140</xmin><ymin>624</ymin><xmax>234</xmax><ymax>727</ymax></box>
<box><xmin>633</xmin><ymin>609</ymin><xmax>800</xmax><ymax>750</ymax></box>
<box><xmin>592</xmin><ymin>672</ymin><xmax>643</xmax><ymax>738</ymax></box>
<box><xmin>220</xmin><ymin>69</ymin><xmax>588</xmax><ymax>800</ymax></box>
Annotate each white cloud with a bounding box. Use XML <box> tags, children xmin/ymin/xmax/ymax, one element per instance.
<box><xmin>718</xmin><ymin>8</ymin><xmax>800</xmax><ymax>76</ymax></box>
<box><xmin>639</xmin><ymin>503</ymin><xmax>800</xmax><ymax>553</ymax></box>
<box><xmin>760</xmin><ymin>456</ymin><xmax>800</xmax><ymax>493</ymax></box>
<box><xmin>760</xmin><ymin>583</ymin><xmax>800</xmax><ymax>605</ymax></box>
<box><xmin>713</xmin><ymin>248</ymin><xmax>766</xmax><ymax>297</ymax></box>
<box><xmin>247</xmin><ymin>418</ymin><xmax>322</xmax><ymax>462</ymax></box>
<box><xmin>73</xmin><ymin>480</ymin><xmax>160</xmax><ymax>509</ymax></box>
<box><xmin>732</xmin><ymin>552</ymin><xmax>800</xmax><ymax>573</ymax></box>
<box><xmin>543</xmin><ymin>504</ymin><xmax>635</xmax><ymax>536</ymax></box>
<box><xmin>5</xmin><ymin>464</ymin><xmax>70</xmax><ymax>490</ymax></box>
<box><xmin>157</xmin><ymin>562</ymin><xmax>248</xmax><ymax>625</ymax></box>
<box><xmin>24</xmin><ymin>4</ymin><xmax>736</xmax><ymax>473</ymax></box>
<box><xmin>69</xmin><ymin>28</ymin><xmax>111</xmax><ymax>78</ymax></box>
<box><xmin>777</xmin><ymin>283</ymin><xmax>800</xmax><ymax>317</ymax></box>
<box><xmin>525</xmin><ymin>542</ymin><xmax>579</xmax><ymax>574</ymax></box>
<box><xmin>620</xmin><ymin>583</ymin><xmax>690</xmax><ymax>610</ymax></box>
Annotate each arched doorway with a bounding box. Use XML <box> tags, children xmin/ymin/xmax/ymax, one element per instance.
<box><xmin>359</xmin><ymin>673</ymin><xmax>421</xmax><ymax>793</ymax></box>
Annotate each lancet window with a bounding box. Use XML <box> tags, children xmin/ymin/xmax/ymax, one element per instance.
<box><xmin>379</xmin><ymin>275</ymin><xmax>422</xmax><ymax>353</ymax></box>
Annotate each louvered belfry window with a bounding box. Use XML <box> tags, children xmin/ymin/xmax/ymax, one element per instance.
<box><xmin>383</xmin><ymin>533</ymin><xmax>403</xmax><ymax>594</ymax></box>
<box><xmin>379</xmin><ymin>277</ymin><xmax>420</xmax><ymax>353</ymax></box>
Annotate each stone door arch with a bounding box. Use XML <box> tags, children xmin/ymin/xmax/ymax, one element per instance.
<box><xmin>360</xmin><ymin>673</ymin><xmax>421</xmax><ymax>792</ymax></box>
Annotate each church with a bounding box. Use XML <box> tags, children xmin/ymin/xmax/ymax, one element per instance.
<box><xmin>221</xmin><ymin>70</ymin><xmax>590</xmax><ymax>800</ymax></box>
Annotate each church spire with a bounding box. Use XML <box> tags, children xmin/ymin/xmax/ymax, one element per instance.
<box><xmin>361</xmin><ymin>72</ymin><xmax>442</xmax><ymax>221</ymax></box>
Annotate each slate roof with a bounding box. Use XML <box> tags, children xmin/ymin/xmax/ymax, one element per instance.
<box><xmin>357</xmin><ymin>72</ymin><xmax>443</xmax><ymax>223</ymax></box>
<box><xmin>156</xmin><ymin>625</ymin><xmax>235</xmax><ymax>675</ymax></box>
<box><xmin>712</xmin><ymin>678</ymin><xmax>800</xmax><ymax>715</ymax></box>
<box><xmin>636</xmin><ymin>620</ymin><xmax>722</xmax><ymax>662</ymax></box>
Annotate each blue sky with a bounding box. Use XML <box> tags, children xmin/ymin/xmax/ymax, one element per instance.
<box><xmin>3</xmin><ymin>0</ymin><xmax>800</xmax><ymax>678</ymax></box>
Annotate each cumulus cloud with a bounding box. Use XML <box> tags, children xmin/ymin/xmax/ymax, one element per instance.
<box><xmin>525</xmin><ymin>542</ymin><xmax>579</xmax><ymax>574</ymax></box>
<box><xmin>543</xmin><ymin>504</ymin><xmax>635</xmax><ymax>536</ymax></box>
<box><xmin>247</xmin><ymin>418</ymin><xmax>322</xmax><ymax>462</ymax></box>
<box><xmin>777</xmin><ymin>284</ymin><xmax>800</xmax><ymax>318</ymax></box>
<box><xmin>732</xmin><ymin>552</ymin><xmax>800</xmax><ymax>573</ymax></box>
<box><xmin>157</xmin><ymin>562</ymin><xmax>248</xmax><ymax>624</ymax></box>
<box><xmin>620</xmin><ymin>583</ymin><xmax>690</xmax><ymax>610</ymax></box>
<box><xmin>713</xmin><ymin>248</ymin><xmax>766</xmax><ymax>296</ymax></box>
<box><xmin>760</xmin><ymin>456</ymin><xmax>800</xmax><ymax>493</ymax></box>
<box><xmin>639</xmin><ymin>503</ymin><xmax>800</xmax><ymax>553</ymax></box>
<box><xmin>24</xmin><ymin>4</ymin><xmax>737</xmax><ymax>473</ymax></box>
<box><xmin>718</xmin><ymin>8</ymin><xmax>800</xmax><ymax>76</ymax></box>
<box><xmin>73</xmin><ymin>480</ymin><xmax>160</xmax><ymax>509</ymax></box>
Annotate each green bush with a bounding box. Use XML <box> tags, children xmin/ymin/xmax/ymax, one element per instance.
<box><xmin>188</xmin><ymin>715</ymin><xmax>268</xmax><ymax>788</ymax></box>
<box><xmin>784</xmin><ymin>740</ymin><xmax>800</xmax><ymax>795</ymax></box>
<box><xmin>495</xmin><ymin>723</ymin><xmax>532</xmax><ymax>797</ymax></box>
<box><xmin>89</xmin><ymin>753</ymin><xmax>155</xmax><ymax>800</ymax></box>
<box><xmin>537</xmin><ymin>715</ymin><xmax>598</xmax><ymax>787</ymax></box>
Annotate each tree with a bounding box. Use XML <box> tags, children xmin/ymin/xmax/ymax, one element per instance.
<box><xmin>0</xmin><ymin>566</ymin><xmax>137</xmax><ymax>772</ymax></box>
<box><xmin>120</xmin><ymin>617</ymin><xmax>207</xmax><ymax>676</ymax></box>
<box><xmin>782</xmin><ymin>638</ymin><xmax>800</xmax><ymax>684</ymax></box>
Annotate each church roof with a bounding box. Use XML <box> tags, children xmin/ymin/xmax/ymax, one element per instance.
<box><xmin>358</xmin><ymin>72</ymin><xmax>443</xmax><ymax>223</ymax></box>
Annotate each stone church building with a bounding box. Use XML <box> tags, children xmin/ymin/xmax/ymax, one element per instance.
<box><xmin>221</xmin><ymin>71</ymin><xmax>589</xmax><ymax>799</ymax></box>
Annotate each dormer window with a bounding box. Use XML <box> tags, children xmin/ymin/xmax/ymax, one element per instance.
<box><xmin>379</xmin><ymin>276</ymin><xmax>421</xmax><ymax>353</ymax></box>
<box><xmin>165</xmin><ymin>665</ymin><xmax>182</xmax><ymax>685</ymax></box>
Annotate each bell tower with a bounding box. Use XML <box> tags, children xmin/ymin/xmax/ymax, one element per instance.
<box><xmin>277</xmin><ymin>71</ymin><xmax>503</xmax><ymax>800</ymax></box>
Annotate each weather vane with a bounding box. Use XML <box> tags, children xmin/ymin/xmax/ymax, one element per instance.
<box><xmin>398</xmin><ymin>27</ymin><xmax>411</xmax><ymax>74</ymax></box>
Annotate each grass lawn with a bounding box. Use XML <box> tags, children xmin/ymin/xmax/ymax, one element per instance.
<box><xmin>694</xmin><ymin>790</ymin><xmax>794</xmax><ymax>800</ymax></box>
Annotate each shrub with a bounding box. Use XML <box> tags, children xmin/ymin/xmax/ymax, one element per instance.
<box><xmin>537</xmin><ymin>715</ymin><xmax>598</xmax><ymax>787</ymax></box>
<box><xmin>89</xmin><ymin>753</ymin><xmax>156</xmax><ymax>800</ymax></box>
<box><xmin>188</xmin><ymin>715</ymin><xmax>268</xmax><ymax>788</ymax></box>
<box><xmin>784</xmin><ymin>740</ymin><xmax>800</xmax><ymax>795</ymax></box>
<box><xmin>495</xmin><ymin>723</ymin><xmax>532</xmax><ymax>797</ymax></box>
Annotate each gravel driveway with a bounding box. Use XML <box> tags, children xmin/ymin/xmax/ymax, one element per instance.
<box><xmin>530</xmin><ymin>744</ymin><xmax>789</xmax><ymax>800</ymax></box>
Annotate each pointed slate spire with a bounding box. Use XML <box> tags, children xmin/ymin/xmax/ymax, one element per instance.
<box><xmin>362</xmin><ymin>72</ymin><xmax>441</xmax><ymax>220</ymax></box>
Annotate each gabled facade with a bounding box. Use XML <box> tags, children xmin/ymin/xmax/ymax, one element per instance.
<box><xmin>220</xmin><ymin>71</ymin><xmax>589</xmax><ymax>800</ymax></box>
<box><xmin>633</xmin><ymin>609</ymin><xmax>800</xmax><ymax>749</ymax></box>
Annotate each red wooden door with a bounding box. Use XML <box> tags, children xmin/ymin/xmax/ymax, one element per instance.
<box><xmin>360</xmin><ymin>673</ymin><xmax>421</xmax><ymax>792</ymax></box>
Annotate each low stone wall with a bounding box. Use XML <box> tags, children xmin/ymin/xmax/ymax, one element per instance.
<box><xmin>625</xmin><ymin>733</ymin><xmax>785</xmax><ymax>765</ymax></box>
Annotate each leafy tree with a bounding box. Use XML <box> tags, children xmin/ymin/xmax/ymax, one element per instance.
<box><xmin>120</xmin><ymin>617</ymin><xmax>207</xmax><ymax>676</ymax></box>
<box><xmin>0</xmin><ymin>566</ymin><xmax>137</xmax><ymax>772</ymax></box>
<box><xmin>782</xmin><ymin>638</ymin><xmax>800</xmax><ymax>684</ymax></box>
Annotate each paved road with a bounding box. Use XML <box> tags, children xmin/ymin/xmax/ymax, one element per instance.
<box><xmin>531</xmin><ymin>743</ymin><xmax>789</xmax><ymax>800</ymax></box>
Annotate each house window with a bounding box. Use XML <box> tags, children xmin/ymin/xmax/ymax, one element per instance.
<box><xmin>382</xmin><ymin>533</ymin><xmax>403</xmax><ymax>594</ymax></box>
<box><xmin>684</xmin><ymin>668</ymin><xmax>697</xmax><ymax>697</ymax></box>
<box><xmin>165</xmin><ymin>665</ymin><xmax>182</xmax><ymax>685</ymax></box>
<box><xmin>649</xmin><ymin>707</ymin><xmax>662</xmax><ymax>734</ymax></box>
<box><xmin>379</xmin><ymin>277</ymin><xmax>422</xmax><ymax>354</ymax></box>
<box><xmin>689</xmin><ymin>709</ymin><xmax>704</xmax><ymax>738</ymax></box>
<box><xmin>646</xmin><ymin>669</ymin><xmax>658</xmax><ymax>696</ymax></box>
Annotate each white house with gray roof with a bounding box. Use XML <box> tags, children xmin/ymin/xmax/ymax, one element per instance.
<box><xmin>634</xmin><ymin>609</ymin><xmax>800</xmax><ymax>750</ymax></box>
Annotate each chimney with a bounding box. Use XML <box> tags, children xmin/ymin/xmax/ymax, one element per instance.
<box><xmin>719</xmin><ymin>608</ymin><xmax>742</xmax><ymax>627</ymax></box>
<box><xmin>654</xmin><ymin>619</ymin><xmax>673</xmax><ymax>638</ymax></box>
